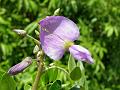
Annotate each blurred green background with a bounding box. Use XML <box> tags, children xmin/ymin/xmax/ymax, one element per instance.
<box><xmin>0</xmin><ymin>0</ymin><xmax>120</xmax><ymax>90</ymax></box>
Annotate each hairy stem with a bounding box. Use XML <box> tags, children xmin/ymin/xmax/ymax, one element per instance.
<box><xmin>32</xmin><ymin>55</ymin><xmax>44</xmax><ymax>90</ymax></box>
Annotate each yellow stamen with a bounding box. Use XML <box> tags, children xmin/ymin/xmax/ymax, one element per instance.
<box><xmin>64</xmin><ymin>41</ymin><xmax>74</xmax><ymax>49</ymax></box>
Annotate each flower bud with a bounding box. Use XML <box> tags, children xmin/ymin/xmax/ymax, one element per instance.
<box><xmin>13</xmin><ymin>29</ymin><xmax>27</xmax><ymax>36</ymax></box>
<box><xmin>35</xmin><ymin>30</ymin><xmax>40</xmax><ymax>36</ymax></box>
<box><xmin>8</xmin><ymin>57</ymin><xmax>32</xmax><ymax>75</ymax></box>
<box><xmin>53</xmin><ymin>8</ymin><xmax>60</xmax><ymax>16</ymax></box>
<box><xmin>37</xmin><ymin>51</ymin><xmax>44</xmax><ymax>58</ymax></box>
<box><xmin>33</xmin><ymin>45</ymin><xmax>40</xmax><ymax>54</ymax></box>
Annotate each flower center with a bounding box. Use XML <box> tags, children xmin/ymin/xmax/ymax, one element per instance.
<box><xmin>64</xmin><ymin>41</ymin><xmax>74</xmax><ymax>49</ymax></box>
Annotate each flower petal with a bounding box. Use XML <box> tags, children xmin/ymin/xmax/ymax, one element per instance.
<box><xmin>41</xmin><ymin>33</ymin><xmax>65</xmax><ymax>60</ymax></box>
<box><xmin>39</xmin><ymin>16</ymin><xmax>80</xmax><ymax>42</ymax></box>
<box><xmin>69</xmin><ymin>45</ymin><xmax>94</xmax><ymax>64</ymax></box>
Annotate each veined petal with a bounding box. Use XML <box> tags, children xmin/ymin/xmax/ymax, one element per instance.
<box><xmin>69</xmin><ymin>45</ymin><xmax>94</xmax><ymax>64</ymax></box>
<box><xmin>41</xmin><ymin>33</ymin><xmax>65</xmax><ymax>60</ymax></box>
<box><xmin>39</xmin><ymin>16</ymin><xmax>80</xmax><ymax>42</ymax></box>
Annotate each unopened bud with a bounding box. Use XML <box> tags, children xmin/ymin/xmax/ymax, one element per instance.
<box><xmin>53</xmin><ymin>8</ymin><xmax>60</xmax><ymax>16</ymax></box>
<box><xmin>35</xmin><ymin>30</ymin><xmax>40</xmax><ymax>36</ymax></box>
<box><xmin>37</xmin><ymin>51</ymin><xmax>44</xmax><ymax>58</ymax></box>
<box><xmin>33</xmin><ymin>45</ymin><xmax>40</xmax><ymax>54</ymax></box>
<box><xmin>8</xmin><ymin>57</ymin><xmax>32</xmax><ymax>75</ymax></box>
<box><xmin>13</xmin><ymin>29</ymin><xmax>27</xmax><ymax>36</ymax></box>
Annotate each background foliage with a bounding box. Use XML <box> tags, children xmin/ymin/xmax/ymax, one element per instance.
<box><xmin>0</xmin><ymin>0</ymin><xmax>120</xmax><ymax>90</ymax></box>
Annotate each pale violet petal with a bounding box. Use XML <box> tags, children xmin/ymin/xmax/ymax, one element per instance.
<box><xmin>39</xmin><ymin>16</ymin><xmax>80</xmax><ymax>42</ymax></box>
<box><xmin>69</xmin><ymin>45</ymin><xmax>94</xmax><ymax>64</ymax></box>
<box><xmin>41</xmin><ymin>34</ymin><xmax>65</xmax><ymax>60</ymax></box>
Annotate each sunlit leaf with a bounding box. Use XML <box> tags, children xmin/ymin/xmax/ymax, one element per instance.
<box><xmin>48</xmin><ymin>68</ymin><xmax>58</xmax><ymax>82</ymax></box>
<box><xmin>0</xmin><ymin>73</ymin><xmax>16</xmax><ymax>90</ymax></box>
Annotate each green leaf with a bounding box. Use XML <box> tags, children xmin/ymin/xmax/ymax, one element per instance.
<box><xmin>114</xmin><ymin>27</ymin><xmax>119</xmax><ymax>37</ymax></box>
<box><xmin>84</xmin><ymin>81</ymin><xmax>88</xmax><ymax>90</ymax></box>
<box><xmin>24</xmin><ymin>0</ymin><xmax>29</xmax><ymax>11</ymax></box>
<box><xmin>0</xmin><ymin>8</ymin><xmax>6</xmax><ymax>15</ymax></box>
<box><xmin>70</xmin><ymin>67</ymin><xmax>81</xmax><ymax>81</ymax></box>
<box><xmin>77</xmin><ymin>61</ymin><xmax>85</xmax><ymax>87</ymax></box>
<box><xmin>40</xmin><ymin>72</ymin><xmax>49</xmax><ymax>86</ymax></box>
<box><xmin>24</xmin><ymin>84</ymin><xmax>31</xmax><ymax>90</ymax></box>
<box><xmin>48</xmin><ymin>68</ymin><xmax>58</xmax><ymax>82</ymax></box>
<box><xmin>0</xmin><ymin>71</ymin><xmax>5</xmax><ymax>80</ymax></box>
<box><xmin>107</xmin><ymin>28</ymin><xmax>114</xmax><ymax>37</ymax></box>
<box><xmin>29</xmin><ymin>0</ymin><xmax>38</xmax><ymax>13</ymax></box>
<box><xmin>24</xmin><ymin>22</ymin><xmax>38</xmax><ymax>34</ymax></box>
<box><xmin>77</xmin><ymin>61</ymin><xmax>84</xmax><ymax>73</ymax></box>
<box><xmin>68</xmin><ymin>55</ymin><xmax>76</xmax><ymax>73</ymax></box>
<box><xmin>40</xmin><ymin>66</ymin><xmax>63</xmax><ymax>86</ymax></box>
<box><xmin>0</xmin><ymin>73</ymin><xmax>16</xmax><ymax>90</ymax></box>
<box><xmin>49</xmin><ymin>80</ymin><xmax>61</xmax><ymax>90</ymax></box>
<box><xmin>17</xmin><ymin>0</ymin><xmax>23</xmax><ymax>11</ymax></box>
<box><xmin>0</xmin><ymin>16</ymin><xmax>10</xmax><ymax>25</ymax></box>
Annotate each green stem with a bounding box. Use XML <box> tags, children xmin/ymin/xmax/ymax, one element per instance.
<box><xmin>32</xmin><ymin>55</ymin><xmax>44</xmax><ymax>90</ymax></box>
<box><xmin>27</xmin><ymin>34</ymin><xmax>40</xmax><ymax>46</ymax></box>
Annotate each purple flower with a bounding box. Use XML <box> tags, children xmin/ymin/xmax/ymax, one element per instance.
<box><xmin>8</xmin><ymin>57</ymin><xmax>32</xmax><ymax>75</ymax></box>
<box><xmin>39</xmin><ymin>16</ymin><xmax>93</xmax><ymax>64</ymax></box>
